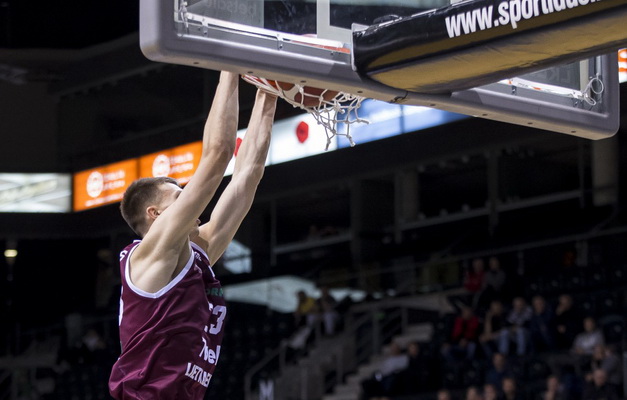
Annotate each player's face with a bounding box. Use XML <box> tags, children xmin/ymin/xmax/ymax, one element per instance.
<box><xmin>157</xmin><ymin>183</ymin><xmax>201</xmax><ymax>237</ymax></box>
<box><xmin>157</xmin><ymin>183</ymin><xmax>182</xmax><ymax>210</ymax></box>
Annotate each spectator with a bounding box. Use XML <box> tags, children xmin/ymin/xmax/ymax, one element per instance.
<box><xmin>581</xmin><ymin>368</ymin><xmax>620</xmax><ymax>400</ymax></box>
<box><xmin>79</xmin><ymin>328</ymin><xmax>109</xmax><ymax>365</ymax></box>
<box><xmin>397</xmin><ymin>341</ymin><xmax>435</xmax><ymax>393</ymax></box>
<box><xmin>464</xmin><ymin>258</ymin><xmax>486</xmax><ymax>307</ymax></box>
<box><xmin>477</xmin><ymin>256</ymin><xmax>507</xmax><ymax>311</ymax></box>
<box><xmin>529</xmin><ymin>294</ymin><xmax>556</xmax><ymax>353</ymax></box>
<box><xmin>293</xmin><ymin>290</ymin><xmax>317</xmax><ymax>329</ymax></box>
<box><xmin>465</xmin><ymin>386</ymin><xmax>483</xmax><ymax>400</ymax></box>
<box><xmin>441</xmin><ymin>305</ymin><xmax>480</xmax><ymax>362</ymax></box>
<box><xmin>483</xmin><ymin>383</ymin><xmax>500</xmax><ymax>400</ymax></box>
<box><xmin>360</xmin><ymin>342</ymin><xmax>409</xmax><ymax>399</ymax></box>
<box><xmin>438</xmin><ymin>388</ymin><xmax>453</xmax><ymax>400</ymax></box>
<box><xmin>499</xmin><ymin>297</ymin><xmax>532</xmax><ymax>356</ymax></box>
<box><xmin>554</xmin><ymin>294</ymin><xmax>580</xmax><ymax>350</ymax></box>
<box><xmin>586</xmin><ymin>344</ymin><xmax>622</xmax><ymax>395</ymax></box>
<box><xmin>287</xmin><ymin>290</ymin><xmax>318</xmax><ymax>352</ymax></box>
<box><xmin>561</xmin><ymin>250</ymin><xmax>577</xmax><ymax>270</ymax></box>
<box><xmin>485</xmin><ymin>353</ymin><xmax>513</xmax><ymax>391</ymax></box>
<box><xmin>480</xmin><ymin>300</ymin><xmax>507</xmax><ymax>360</ymax></box>
<box><xmin>538</xmin><ymin>375</ymin><xmax>567</xmax><ymax>400</ymax></box>
<box><xmin>555</xmin><ymin>364</ymin><xmax>584</xmax><ymax>400</ymax></box>
<box><xmin>316</xmin><ymin>286</ymin><xmax>340</xmax><ymax>335</ymax></box>
<box><xmin>501</xmin><ymin>376</ymin><xmax>523</xmax><ymax>400</ymax></box>
<box><xmin>602</xmin><ymin>345</ymin><xmax>622</xmax><ymax>394</ymax></box>
<box><xmin>571</xmin><ymin>317</ymin><xmax>604</xmax><ymax>357</ymax></box>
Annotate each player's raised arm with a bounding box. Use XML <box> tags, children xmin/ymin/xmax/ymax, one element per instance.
<box><xmin>196</xmin><ymin>88</ymin><xmax>277</xmax><ymax>264</ymax></box>
<box><xmin>128</xmin><ymin>71</ymin><xmax>239</xmax><ymax>293</ymax></box>
<box><xmin>169</xmin><ymin>70</ymin><xmax>240</xmax><ymax>218</ymax></box>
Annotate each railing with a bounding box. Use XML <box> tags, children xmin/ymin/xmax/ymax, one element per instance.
<box><xmin>244</xmin><ymin>293</ymin><xmax>448</xmax><ymax>400</ymax></box>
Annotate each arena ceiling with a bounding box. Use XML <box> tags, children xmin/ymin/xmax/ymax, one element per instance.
<box><xmin>1</xmin><ymin>0</ymin><xmax>137</xmax><ymax>50</ymax></box>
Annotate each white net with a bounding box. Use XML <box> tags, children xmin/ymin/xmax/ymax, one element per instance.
<box><xmin>242</xmin><ymin>75</ymin><xmax>369</xmax><ymax>150</ymax></box>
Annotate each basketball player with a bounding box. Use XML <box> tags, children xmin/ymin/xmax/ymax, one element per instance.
<box><xmin>108</xmin><ymin>71</ymin><xmax>278</xmax><ymax>399</ymax></box>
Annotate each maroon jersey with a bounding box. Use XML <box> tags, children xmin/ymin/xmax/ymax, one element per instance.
<box><xmin>109</xmin><ymin>241</ymin><xmax>226</xmax><ymax>399</ymax></box>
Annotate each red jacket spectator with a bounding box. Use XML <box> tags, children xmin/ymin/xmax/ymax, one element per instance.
<box><xmin>464</xmin><ymin>258</ymin><xmax>486</xmax><ymax>293</ymax></box>
<box><xmin>451</xmin><ymin>306</ymin><xmax>480</xmax><ymax>343</ymax></box>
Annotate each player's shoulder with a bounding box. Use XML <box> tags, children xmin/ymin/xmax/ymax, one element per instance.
<box><xmin>119</xmin><ymin>240</ymin><xmax>141</xmax><ymax>261</ymax></box>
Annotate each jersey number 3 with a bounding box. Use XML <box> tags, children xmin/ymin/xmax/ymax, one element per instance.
<box><xmin>209</xmin><ymin>305</ymin><xmax>227</xmax><ymax>335</ymax></box>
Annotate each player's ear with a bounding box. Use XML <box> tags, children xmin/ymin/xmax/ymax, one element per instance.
<box><xmin>147</xmin><ymin>205</ymin><xmax>161</xmax><ymax>220</ymax></box>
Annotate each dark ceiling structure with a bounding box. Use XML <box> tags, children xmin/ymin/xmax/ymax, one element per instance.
<box><xmin>1</xmin><ymin>0</ymin><xmax>138</xmax><ymax>50</ymax></box>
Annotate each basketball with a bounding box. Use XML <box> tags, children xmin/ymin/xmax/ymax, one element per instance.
<box><xmin>242</xmin><ymin>75</ymin><xmax>339</xmax><ymax>108</ymax></box>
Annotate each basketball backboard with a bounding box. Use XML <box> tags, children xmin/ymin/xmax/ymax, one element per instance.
<box><xmin>140</xmin><ymin>0</ymin><xmax>624</xmax><ymax>139</ymax></box>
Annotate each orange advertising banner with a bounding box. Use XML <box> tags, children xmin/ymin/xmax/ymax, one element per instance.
<box><xmin>619</xmin><ymin>48</ymin><xmax>626</xmax><ymax>83</ymax></box>
<box><xmin>139</xmin><ymin>141</ymin><xmax>202</xmax><ymax>185</ymax></box>
<box><xmin>73</xmin><ymin>159</ymin><xmax>138</xmax><ymax>212</ymax></box>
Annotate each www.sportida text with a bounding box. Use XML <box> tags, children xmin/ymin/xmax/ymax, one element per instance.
<box><xmin>445</xmin><ymin>0</ymin><xmax>603</xmax><ymax>38</ymax></box>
